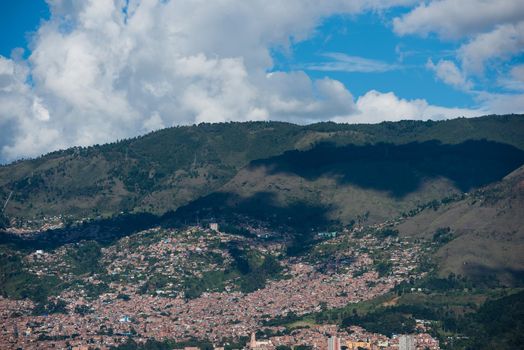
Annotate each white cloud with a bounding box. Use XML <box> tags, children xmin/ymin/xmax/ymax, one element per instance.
<box><xmin>0</xmin><ymin>0</ymin><xmax>486</xmax><ymax>162</ymax></box>
<box><xmin>426</xmin><ymin>59</ymin><xmax>472</xmax><ymax>91</ymax></box>
<box><xmin>264</xmin><ymin>72</ymin><xmax>356</xmax><ymax>124</ymax></box>
<box><xmin>511</xmin><ymin>65</ymin><xmax>524</xmax><ymax>82</ymax></box>
<box><xmin>32</xmin><ymin>97</ymin><xmax>51</xmax><ymax>122</ymax></box>
<box><xmin>459</xmin><ymin>21</ymin><xmax>524</xmax><ymax>75</ymax></box>
<box><xmin>0</xmin><ymin>56</ymin><xmax>64</xmax><ymax>160</ymax></box>
<box><xmin>142</xmin><ymin>112</ymin><xmax>165</xmax><ymax>132</ymax></box>
<box><xmin>497</xmin><ymin>64</ymin><xmax>524</xmax><ymax>91</ymax></box>
<box><xmin>304</xmin><ymin>52</ymin><xmax>401</xmax><ymax>73</ymax></box>
<box><xmin>394</xmin><ymin>0</ymin><xmax>524</xmax><ymax>105</ymax></box>
<box><xmin>333</xmin><ymin>90</ymin><xmax>483</xmax><ymax>124</ymax></box>
<box><xmin>393</xmin><ymin>0</ymin><xmax>524</xmax><ymax>39</ymax></box>
<box><xmin>476</xmin><ymin>91</ymin><xmax>524</xmax><ymax>114</ymax></box>
<box><xmin>393</xmin><ymin>0</ymin><xmax>524</xmax><ymax>76</ymax></box>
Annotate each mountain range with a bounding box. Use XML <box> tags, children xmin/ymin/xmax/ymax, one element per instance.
<box><xmin>1</xmin><ymin>114</ymin><xmax>524</xmax><ymax>285</ymax></box>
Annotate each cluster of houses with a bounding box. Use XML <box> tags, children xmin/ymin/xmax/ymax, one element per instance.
<box><xmin>1</xmin><ymin>222</ymin><xmax>435</xmax><ymax>349</ymax></box>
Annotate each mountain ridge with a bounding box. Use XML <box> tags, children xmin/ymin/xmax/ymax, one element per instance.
<box><xmin>1</xmin><ymin>114</ymin><xmax>523</xmax><ymax>222</ymax></box>
<box><xmin>1</xmin><ymin>115</ymin><xmax>524</xmax><ymax>289</ymax></box>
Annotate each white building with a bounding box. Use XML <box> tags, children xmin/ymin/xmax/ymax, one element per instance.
<box><xmin>399</xmin><ymin>335</ymin><xmax>415</xmax><ymax>350</ymax></box>
<box><xmin>248</xmin><ymin>333</ymin><xmax>272</xmax><ymax>350</ymax></box>
<box><xmin>328</xmin><ymin>336</ymin><xmax>340</xmax><ymax>350</ymax></box>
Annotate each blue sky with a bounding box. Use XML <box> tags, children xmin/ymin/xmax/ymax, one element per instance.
<box><xmin>0</xmin><ymin>0</ymin><xmax>49</xmax><ymax>58</ymax></box>
<box><xmin>0</xmin><ymin>0</ymin><xmax>523</xmax><ymax>162</ymax></box>
<box><xmin>271</xmin><ymin>11</ymin><xmax>475</xmax><ymax>108</ymax></box>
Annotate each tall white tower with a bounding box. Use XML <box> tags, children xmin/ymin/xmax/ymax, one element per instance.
<box><xmin>399</xmin><ymin>335</ymin><xmax>415</xmax><ymax>350</ymax></box>
<box><xmin>328</xmin><ymin>336</ymin><xmax>340</xmax><ymax>350</ymax></box>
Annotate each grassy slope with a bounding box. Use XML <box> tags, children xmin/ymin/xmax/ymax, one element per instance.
<box><xmin>184</xmin><ymin>134</ymin><xmax>524</xmax><ymax>226</ymax></box>
<box><xmin>0</xmin><ymin>122</ymin><xmax>303</xmax><ymax>219</ymax></box>
<box><xmin>216</xmin><ymin>160</ymin><xmax>459</xmax><ymax>225</ymax></box>
<box><xmin>397</xmin><ymin>166</ymin><xmax>524</xmax><ymax>285</ymax></box>
<box><xmin>0</xmin><ymin>115</ymin><xmax>523</xmax><ymax>222</ymax></box>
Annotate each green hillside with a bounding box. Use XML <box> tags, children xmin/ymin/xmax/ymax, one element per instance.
<box><xmin>397</xmin><ymin>165</ymin><xmax>524</xmax><ymax>286</ymax></box>
<box><xmin>189</xmin><ymin>138</ymin><xmax>524</xmax><ymax>227</ymax></box>
<box><xmin>1</xmin><ymin>114</ymin><xmax>523</xmax><ymax>223</ymax></box>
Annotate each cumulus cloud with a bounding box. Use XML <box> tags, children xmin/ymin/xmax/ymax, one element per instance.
<box><xmin>394</xmin><ymin>0</ymin><xmax>524</xmax><ymax>76</ymax></box>
<box><xmin>262</xmin><ymin>72</ymin><xmax>356</xmax><ymax>124</ymax></box>
<box><xmin>333</xmin><ymin>90</ymin><xmax>483</xmax><ymax>124</ymax></box>
<box><xmin>393</xmin><ymin>0</ymin><xmax>524</xmax><ymax>39</ymax></box>
<box><xmin>459</xmin><ymin>21</ymin><xmax>524</xmax><ymax>75</ymax></box>
<box><xmin>426</xmin><ymin>59</ymin><xmax>472</xmax><ymax>91</ymax></box>
<box><xmin>497</xmin><ymin>64</ymin><xmax>524</xmax><ymax>92</ymax></box>
<box><xmin>394</xmin><ymin>0</ymin><xmax>524</xmax><ymax>107</ymax></box>
<box><xmin>0</xmin><ymin>56</ymin><xmax>64</xmax><ymax>160</ymax></box>
<box><xmin>476</xmin><ymin>91</ymin><xmax>524</xmax><ymax>115</ymax></box>
<box><xmin>0</xmin><ymin>0</ymin><xmax>481</xmax><ymax>162</ymax></box>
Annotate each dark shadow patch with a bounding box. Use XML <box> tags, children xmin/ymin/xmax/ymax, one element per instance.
<box><xmin>0</xmin><ymin>192</ymin><xmax>334</xmax><ymax>253</ymax></box>
<box><xmin>462</xmin><ymin>263</ymin><xmax>524</xmax><ymax>287</ymax></box>
<box><xmin>173</xmin><ymin>191</ymin><xmax>334</xmax><ymax>232</ymax></box>
<box><xmin>0</xmin><ymin>212</ymin><xmax>163</xmax><ymax>251</ymax></box>
<box><xmin>249</xmin><ymin>140</ymin><xmax>524</xmax><ymax>197</ymax></box>
<box><xmin>173</xmin><ymin>191</ymin><xmax>336</xmax><ymax>255</ymax></box>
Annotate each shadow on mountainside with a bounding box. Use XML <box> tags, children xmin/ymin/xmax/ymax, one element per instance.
<box><xmin>248</xmin><ymin>140</ymin><xmax>524</xmax><ymax>198</ymax></box>
<box><xmin>3</xmin><ymin>139</ymin><xmax>523</xmax><ymax>252</ymax></box>
<box><xmin>0</xmin><ymin>212</ymin><xmax>163</xmax><ymax>250</ymax></box>
<box><xmin>0</xmin><ymin>192</ymin><xmax>333</xmax><ymax>251</ymax></box>
<box><xmin>173</xmin><ymin>191</ymin><xmax>334</xmax><ymax>232</ymax></box>
<box><xmin>462</xmin><ymin>263</ymin><xmax>524</xmax><ymax>287</ymax></box>
<box><xmin>173</xmin><ymin>191</ymin><xmax>335</xmax><ymax>255</ymax></box>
